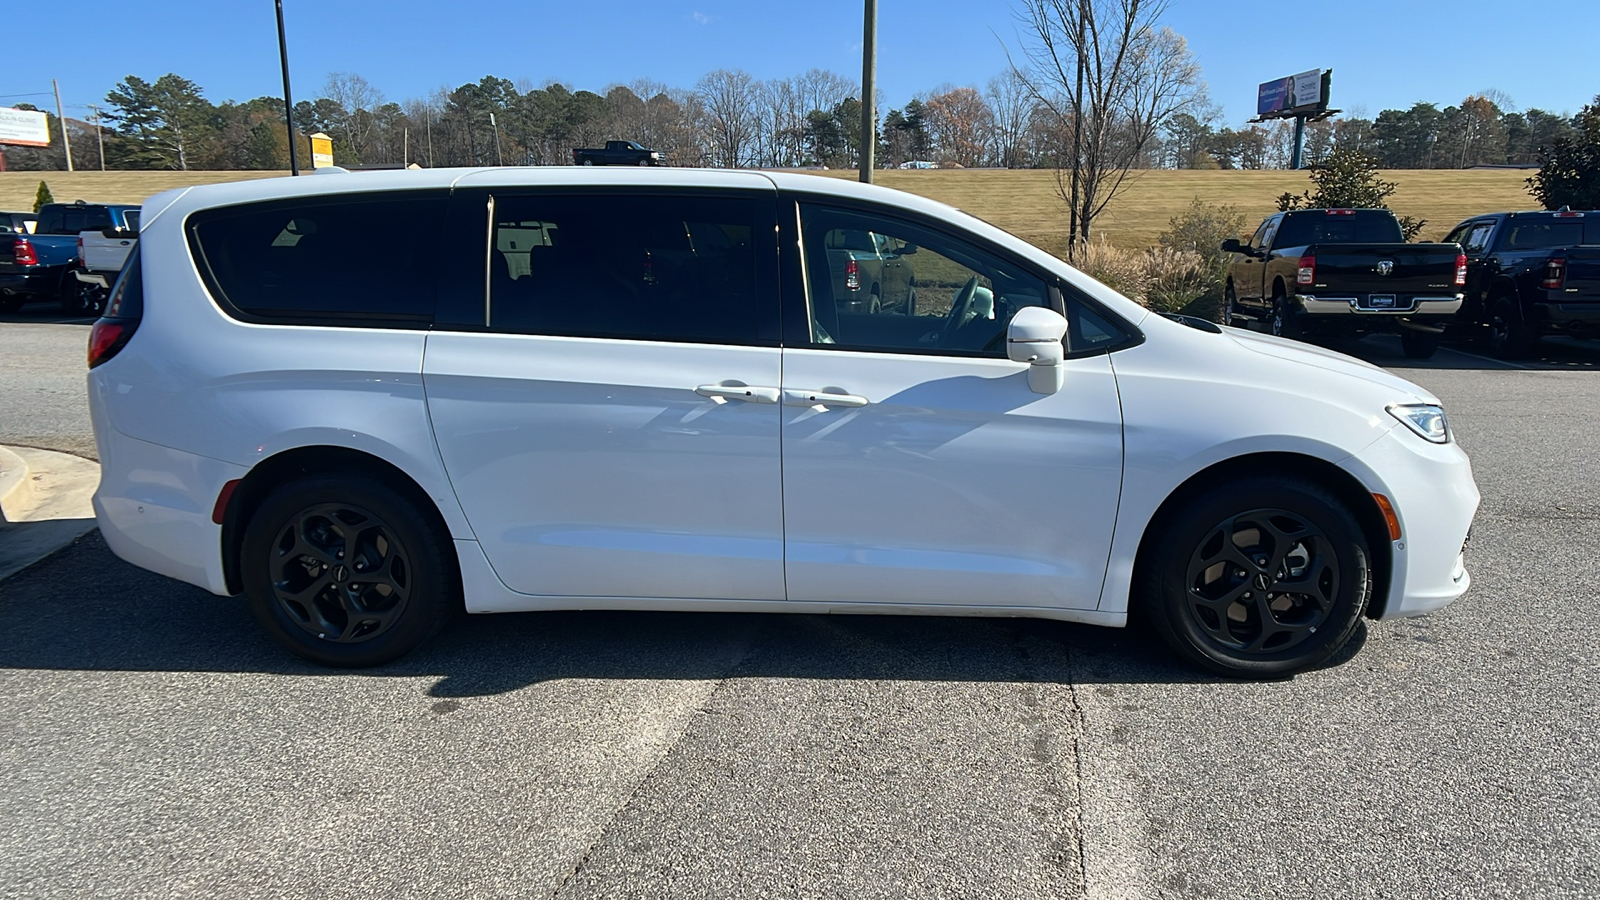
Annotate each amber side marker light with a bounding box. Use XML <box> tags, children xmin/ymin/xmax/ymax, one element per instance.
<box><xmin>1372</xmin><ymin>493</ymin><xmax>1402</xmax><ymax>541</ymax></box>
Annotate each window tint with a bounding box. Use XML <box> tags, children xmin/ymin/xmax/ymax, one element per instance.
<box><xmin>36</xmin><ymin>208</ymin><xmax>64</xmax><ymax>235</ymax></box>
<box><xmin>1504</xmin><ymin>220</ymin><xmax>1586</xmax><ymax>250</ymax></box>
<box><xmin>487</xmin><ymin>193</ymin><xmax>776</xmax><ymax>345</ymax></box>
<box><xmin>800</xmin><ymin>204</ymin><xmax>1049</xmax><ymax>355</ymax></box>
<box><xmin>1274</xmin><ymin>211</ymin><xmax>1402</xmax><ymax>247</ymax></box>
<box><xmin>123</xmin><ymin>210</ymin><xmax>141</xmax><ymax>231</ymax></box>
<box><xmin>105</xmin><ymin>245</ymin><xmax>143</xmax><ymax>319</ymax></box>
<box><xmin>190</xmin><ymin>193</ymin><xmax>448</xmax><ymax>325</ymax></box>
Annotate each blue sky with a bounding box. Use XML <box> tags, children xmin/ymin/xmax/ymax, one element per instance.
<box><xmin>4</xmin><ymin>0</ymin><xmax>1595</xmax><ymax>124</ymax></box>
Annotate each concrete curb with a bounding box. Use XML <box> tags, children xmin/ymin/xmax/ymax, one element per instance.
<box><xmin>0</xmin><ymin>444</ymin><xmax>101</xmax><ymax>583</ymax></box>
<box><xmin>0</xmin><ymin>444</ymin><xmax>31</xmax><ymax>519</ymax></box>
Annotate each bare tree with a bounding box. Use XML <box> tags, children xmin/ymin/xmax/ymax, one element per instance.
<box><xmin>1014</xmin><ymin>0</ymin><xmax>1204</xmax><ymax>257</ymax></box>
<box><xmin>987</xmin><ymin>70</ymin><xmax>1034</xmax><ymax>168</ymax></box>
<box><xmin>697</xmin><ymin>69</ymin><xmax>760</xmax><ymax>167</ymax></box>
<box><xmin>923</xmin><ymin>86</ymin><xmax>995</xmax><ymax>167</ymax></box>
<box><xmin>323</xmin><ymin>73</ymin><xmax>385</xmax><ymax>164</ymax></box>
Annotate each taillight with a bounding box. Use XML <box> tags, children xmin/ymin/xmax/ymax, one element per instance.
<box><xmin>1297</xmin><ymin>255</ymin><xmax>1315</xmax><ymax>286</ymax></box>
<box><xmin>1542</xmin><ymin>257</ymin><xmax>1567</xmax><ymax>290</ymax></box>
<box><xmin>1325</xmin><ymin>209</ymin><xmax>1355</xmax><ymax>216</ymax></box>
<box><xmin>77</xmin><ymin>235</ymin><xmax>84</xmax><ymax>261</ymax></box>
<box><xmin>12</xmin><ymin>237</ymin><xmax>38</xmax><ymax>266</ymax></box>
<box><xmin>87</xmin><ymin>318</ymin><xmax>138</xmax><ymax>368</ymax></box>
<box><xmin>845</xmin><ymin>258</ymin><xmax>860</xmax><ymax>291</ymax></box>
<box><xmin>1455</xmin><ymin>253</ymin><xmax>1468</xmax><ymax>288</ymax></box>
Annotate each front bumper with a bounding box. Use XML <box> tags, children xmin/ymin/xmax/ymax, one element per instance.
<box><xmin>1348</xmin><ymin>424</ymin><xmax>1479</xmax><ymax>618</ymax></box>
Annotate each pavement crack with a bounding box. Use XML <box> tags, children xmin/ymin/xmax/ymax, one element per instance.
<box><xmin>545</xmin><ymin>619</ymin><xmax>762</xmax><ymax>900</ymax></box>
<box><xmin>1057</xmin><ymin>640</ymin><xmax>1093</xmax><ymax>899</ymax></box>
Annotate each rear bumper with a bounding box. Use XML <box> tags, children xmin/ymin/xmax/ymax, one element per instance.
<box><xmin>89</xmin><ymin>376</ymin><xmax>244</xmax><ymax>597</ymax></box>
<box><xmin>0</xmin><ymin>268</ymin><xmax>58</xmax><ymax>297</ymax></box>
<box><xmin>1295</xmin><ymin>293</ymin><xmax>1463</xmax><ymax>316</ymax></box>
<box><xmin>73</xmin><ymin>270</ymin><xmax>112</xmax><ymax>289</ymax></box>
<box><xmin>1530</xmin><ymin>302</ymin><xmax>1600</xmax><ymax>330</ymax></box>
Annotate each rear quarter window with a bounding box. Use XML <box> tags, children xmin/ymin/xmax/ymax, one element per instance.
<box><xmin>188</xmin><ymin>192</ymin><xmax>448</xmax><ymax>326</ymax></box>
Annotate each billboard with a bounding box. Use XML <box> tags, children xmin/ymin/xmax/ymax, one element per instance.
<box><xmin>0</xmin><ymin>107</ymin><xmax>51</xmax><ymax>147</ymax></box>
<box><xmin>1256</xmin><ymin>69</ymin><xmax>1330</xmax><ymax>118</ymax></box>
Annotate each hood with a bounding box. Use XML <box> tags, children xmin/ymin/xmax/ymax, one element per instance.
<box><xmin>1222</xmin><ymin>326</ymin><xmax>1438</xmax><ymax>404</ymax></box>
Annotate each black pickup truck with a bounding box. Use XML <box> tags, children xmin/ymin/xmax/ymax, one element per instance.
<box><xmin>1443</xmin><ymin>209</ymin><xmax>1600</xmax><ymax>358</ymax></box>
<box><xmin>1223</xmin><ymin>208</ymin><xmax>1466</xmax><ymax>359</ymax></box>
<box><xmin>571</xmin><ymin>140</ymin><xmax>663</xmax><ymax>166</ymax></box>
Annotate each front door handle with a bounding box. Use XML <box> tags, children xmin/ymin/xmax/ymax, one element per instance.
<box><xmin>695</xmin><ymin>383</ymin><xmax>780</xmax><ymax>403</ymax></box>
<box><xmin>783</xmin><ymin>388</ymin><xmax>869</xmax><ymax>409</ymax></box>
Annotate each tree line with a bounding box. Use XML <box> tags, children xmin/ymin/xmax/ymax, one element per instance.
<box><xmin>1</xmin><ymin>68</ymin><xmax>1582</xmax><ymax>174</ymax></box>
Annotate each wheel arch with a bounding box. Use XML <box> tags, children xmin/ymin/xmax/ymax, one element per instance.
<box><xmin>1132</xmin><ymin>451</ymin><xmax>1395</xmax><ymax>619</ymax></box>
<box><xmin>218</xmin><ymin>445</ymin><xmax>459</xmax><ymax>597</ymax></box>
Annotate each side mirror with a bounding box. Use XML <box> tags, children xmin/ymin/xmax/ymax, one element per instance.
<box><xmin>899</xmin><ymin>242</ymin><xmax>918</xmax><ymax>255</ymax></box>
<box><xmin>1006</xmin><ymin>306</ymin><xmax>1069</xmax><ymax>394</ymax></box>
<box><xmin>1220</xmin><ymin>238</ymin><xmax>1244</xmax><ymax>254</ymax></box>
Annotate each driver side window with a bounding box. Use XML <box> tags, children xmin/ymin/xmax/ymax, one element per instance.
<box><xmin>799</xmin><ymin>204</ymin><xmax>1048</xmax><ymax>355</ymax></box>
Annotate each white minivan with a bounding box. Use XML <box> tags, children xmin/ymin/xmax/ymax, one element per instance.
<box><xmin>87</xmin><ymin>168</ymin><xmax>1478</xmax><ymax>677</ymax></box>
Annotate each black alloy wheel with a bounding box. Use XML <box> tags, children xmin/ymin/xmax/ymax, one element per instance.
<box><xmin>1140</xmin><ymin>476</ymin><xmax>1371</xmax><ymax>677</ymax></box>
<box><xmin>1488</xmin><ymin>296</ymin><xmax>1535</xmax><ymax>359</ymax></box>
<box><xmin>65</xmin><ymin>279</ymin><xmax>106</xmax><ymax>316</ymax></box>
<box><xmin>1223</xmin><ymin>283</ymin><xmax>1241</xmax><ymax>326</ymax></box>
<box><xmin>1269</xmin><ymin>295</ymin><xmax>1298</xmax><ymax>339</ymax></box>
<box><xmin>242</xmin><ymin>474</ymin><xmax>456</xmax><ymax>667</ymax></box>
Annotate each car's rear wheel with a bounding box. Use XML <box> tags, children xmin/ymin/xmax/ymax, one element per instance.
<box><xmin>1488</xmin><ymin>296</ymin><xmax>1536</xmax><ymax>359</ymax></box>
<box><xmin>1139</xmin><ymin>476</ymin><xmax>1371</xmax><ymax>678</ymax></box>
<box><xmin>62</xmin><ymin>277</ymin><xmax>106</xmax><ymax>316</ymax></box>
<box><xmin>242</xmin><ymin>474</ymin><xmax>457</xmax><ymax>667</ymax></box>
<box><xmin>1400</xmin><ymin>329</ymin><xmax>1440</xmax><ymax>360</ymax></box>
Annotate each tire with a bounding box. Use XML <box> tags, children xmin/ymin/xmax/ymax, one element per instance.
<box><xmin>1488</xmin><ymin>296</ymin><xmax>1536</xmax><ymax>359</ymax></box>
<box><xmin>1137</xmin><ymin>475</ymin><xmax>1372</xmax><ymax>678</ymax></box>
<box><xmin>1269</xmin><ymin>293</ymin><xmax>1300</xmax><ymax>340</ymax></box>
<box><xmin>1223</xmin><ymin>282</ymin><xmax>1241</xmax><ymax>326</ymax></box>
<box><xmin>581</xmin><ymin>159</ymin><xmax>594</xmax><ymax>166</ymax></box>
<box><xmin>62</xmin><ymin>277</ymin><xmax>106</xmax><ymax>317</ymax></box>
<box><xmin>867</xmin><ymin>291</ymin><xmax>881</xmax><ymax>315</ymax></box>
<box><xmin>241</xmin><ymin>473</ymin><xmax>458</xmax><ymax>667</ymax></box>
<box><xmin>1400</xmin><ymin>330</ymin><xmax>1440</xmax><ymax>360</ymax></box>
<box><xmin>903</xmin><ymin>285</ymin><xmax>917</xmax><ymax>316</ymax></box>
<box><xmin>637</xmin><ymin>159</ymin><xmax>650</xmax><ymax>166</ymax></box>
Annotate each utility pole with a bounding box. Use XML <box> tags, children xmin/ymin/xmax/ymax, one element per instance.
<box><xmin>426</xmin><ymin>112</ymin><xmax>433</xmax><ymax>167</ymax></box>
<box><xmin>89</xmin><ymin>104</ymin><xmax>106</xmax><ymax>171</ymax></box>
<box><xmin>1068</xmin><ymin>0</ymin><xmax>1085</xmax><ymax>260</ymax></box>
<box><xmin>490</xmin><ymin>111</ymin><xmax>504</xmax><ymax>166</ymax></box>
<box><xmin>52</xmin><ymin>79</ymin><xmax>74</xmax><ymax>172</ymax></box>
<box><xmin>403</xmin><ymin>126</ymin><xmax>409</xmax><ymax>167</ymax></box>
<box><xmin>275</xmin><ymin>0</ymin><xmax>299</xmax><ymax>175</ymax></box>
<box><xmin>858</xmin><ymin>0</ymin><xmax>876</xmax><ymax>183</ymax></box>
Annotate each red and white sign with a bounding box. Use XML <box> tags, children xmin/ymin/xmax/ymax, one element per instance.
<box><xmin>0</xmin><ymin>107</ymin><xmax>51</xmax><ymax>147</ymax></box>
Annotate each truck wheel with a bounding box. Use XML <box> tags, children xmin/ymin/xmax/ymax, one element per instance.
<box><xmin>62</xmin><ymin>278</ymin><xmax>106</xmax><ymax>317</ymax></box>
<box><xmin>637</xmin><ymin>159</ymin><xmax>649</xmax><ymax>166</ymax></box>
<box><xmin>1488</xmin><ymin>296</ymin><xmax>1536</xmax><ymax>359</ymax></box>
<box><xmin>581</xmin><ymin>159</ymin><xmax>594</xmax><ymax>166</ymax></box>
<box><xmin>1270</xmin><ymin>295</ymin><xmax>1300</xmax><ymax>340</ymax></box>
<box><xmin>1400</xmin><ymin>330</ymin><xmax>1440</xmax><ymax>360</ymax></box>
<box><xmin>1223</xmin><ymin>282</ymin><xmax>1242</xmax><ymax>326</ymax></box>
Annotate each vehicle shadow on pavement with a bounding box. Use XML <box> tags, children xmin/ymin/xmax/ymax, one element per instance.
<box><xmin>0</xmin><ymin>533</ymin><xmax>1366</xmax><ymax>693</ymax></box>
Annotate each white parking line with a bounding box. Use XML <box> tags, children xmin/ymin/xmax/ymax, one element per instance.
<box><xmin>1437</xmin><ymin>346</ymin><xmax>1530</xmax><ymax>370</ymax></box>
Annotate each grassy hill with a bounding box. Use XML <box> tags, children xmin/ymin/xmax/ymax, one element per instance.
<box><xmin>1</xmin><ymin>167</ymin><xmax>1537</xmax><ymax>255</ymax></box>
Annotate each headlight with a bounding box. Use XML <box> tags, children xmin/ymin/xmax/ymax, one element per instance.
<box><xmin>1387</xmin><ymin>403</ymin><xmax>1450</xmax><ymax>444</ymax></box>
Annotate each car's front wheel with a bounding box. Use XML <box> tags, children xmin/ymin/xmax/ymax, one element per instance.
<box><xmin>1400</xmin><ymin>329</ymin><xmax>1440</xmax><ymax>360</ymax></box>
<box><xmin>1139</xmin><ymin>476</ymin><xmax>1372</xmax><ymax>678</ymax></box>
<box><xmin>241</xmin><ymin>474</ymin><xmax>457</xmax><ymax>667</ymax></box>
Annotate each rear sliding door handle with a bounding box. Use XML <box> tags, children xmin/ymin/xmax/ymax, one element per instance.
<box><xmin>783</xmin><ymin>388</ymin><xmax>869</xmax><ymax>409</ymax></box>
<box><xmin>695</xmin><ymin>384</ymin><xmax>780</xmax><ymax>403</ymax></box>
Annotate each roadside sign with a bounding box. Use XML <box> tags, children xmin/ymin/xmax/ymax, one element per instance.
<box><xmin>0</xmin><ymin>107</ymin><xmax>50</xmax><ymax>148</ymax></box>
<box><xmin>310</xmin><ymin>132</ymin><xmax>334</xmax><ymax>169</ymax></box>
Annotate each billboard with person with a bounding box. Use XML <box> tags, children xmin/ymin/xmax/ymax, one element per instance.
<box><xmin>1256</xmin><ymin>69</ymin><xmax>1331</xmax><ymax>118</ymax></box>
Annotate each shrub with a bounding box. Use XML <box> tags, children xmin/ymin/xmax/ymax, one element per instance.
<box><xmin>1527</xmin><ymin>96</ymin><xmax>1600</xmax><ymax>210</ymax></box>
<box><xmin>33</xmin><ymin>180</ymin><xmax>53</xmax><ymax>213</ymax></box>
<box><xmin>1277</xmin><ymin>149</ymin><xmax>1425</xmax><ymax>240</ymax></box>
<box><xmin>1069</xmin><ymin>237</ymin><xmax>1212</xmax><ymax>316</ymax></box>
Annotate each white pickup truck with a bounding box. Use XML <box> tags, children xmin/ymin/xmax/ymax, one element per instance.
<box><xmin>73</xmin><ymin>223</ymin><xmax>138</xmax><ymax>315</ymax></box>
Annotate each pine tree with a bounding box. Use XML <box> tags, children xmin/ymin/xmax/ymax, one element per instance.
<box><xmin>32</xmin><ymin>180</ymin><xmax>53</xmax><ymax>213</ymax></box>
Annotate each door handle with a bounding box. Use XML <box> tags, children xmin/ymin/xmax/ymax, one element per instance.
<box><xmin>695</xmin><ymin>383</ymin><xmax>780</xmax><ymax>403</ymax></box>
<box><xmin>783</xmin><ymin>388</ymin><xmax>869</xmax><ymax>409</ymax></box>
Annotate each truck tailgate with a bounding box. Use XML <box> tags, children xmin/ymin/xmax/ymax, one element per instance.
<box><xmin>1559</xmin><ymin>247</ymin><xmax>1600</xmax><ymax>302</ymax></box>
<box><xmin>1307</xmin><ymin>243</ymin><xmax>1460</xmax><ymax>295</ymax></box>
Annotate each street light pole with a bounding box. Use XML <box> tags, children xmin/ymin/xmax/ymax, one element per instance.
<box><xmin>275</xmin><ymin>0</ymin><xmax>299</xmax><ymax>175</ymax></box>
<box><xmin>859</xmin><ymin>0</ymin><xmax>876</xmax><ymax>183</ymax></box>
<box><xmin>53</xmin><ymin>79</ymin><xmax>74</xmax><ymax>172</ymax></box>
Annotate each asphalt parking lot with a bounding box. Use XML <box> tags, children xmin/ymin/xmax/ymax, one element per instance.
<box><xmin>2</xmin><ymin>315</ymin><xmax>1598</xmax><ymax>899</ymax></box>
